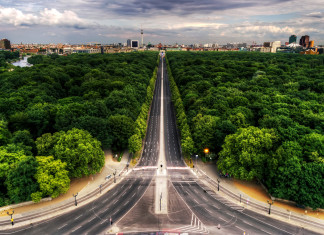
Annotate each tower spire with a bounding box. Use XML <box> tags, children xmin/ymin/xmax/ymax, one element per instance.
<box><xmin>141</xmin><ymin>26</ymin><xmax>144</xmax><ymax>48</ymax></box>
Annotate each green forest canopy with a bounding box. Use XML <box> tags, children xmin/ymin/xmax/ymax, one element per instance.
<box><xmin>167</xmin><ymin>51</ymin><xmax>324</xmax><ymax>209</ymax></box>
<box><xmin>0</xmin><ymin>52</ymin><xmax>158</xmax><ymax>206</ymax></box>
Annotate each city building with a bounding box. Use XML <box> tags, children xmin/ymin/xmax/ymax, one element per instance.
<box><xmin>260</xmin><ymin>41</ymin><xmax>281</xmax><ymax>53</ymax></box>
<box><xmin>289</xmin><ymin>35</ymin><xmax>297</xmax><ymax>44</ymax></box>
<box><xmin>299</xmin><ymin>35</ymin><xmax>310</xmax><ymax>47</ymax></box>
<box><xmin>309</xmin><ymin>40</ymin><xmax>314</xmax><ymax>48</ymax></box>
<box><xmin>127</xmin><ymin>39</ymin><xmax>131</xmax><ymax>47</ymax></box>
<box><xmin>131</xmin><ymin>40</ymin><xmax>139</xmax><ymax>48</ymax></box>
<box><xmin>0</xmin><ymin>38</ymin><xmax>11</xmax><ymax>49</ymax></box>
<box><xmin>271</xmin><ymin>41</ymin><xmax>281</xmax><ymax>53</ymax></box>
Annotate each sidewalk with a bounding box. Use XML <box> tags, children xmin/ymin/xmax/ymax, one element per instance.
<box><xmin>195</xmin><ymin>158</ymin><xmax>324</xmax><ymax>232</ymax></box>
<box><xmin>0</xmin><ymin>150</ymin><xmax>130</xmax><ymax>222</ymax></box>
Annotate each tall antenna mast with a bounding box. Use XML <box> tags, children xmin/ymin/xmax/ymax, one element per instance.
<box><xmin>141</xmin><ymin>25</ymin><xmax>144</xmax><ymax>48</ymax></box>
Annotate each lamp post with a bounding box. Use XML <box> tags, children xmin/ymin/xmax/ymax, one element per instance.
<box><xmin>73</xmin><ymin>193</ymin><xmax>78</xmax><ymax>206</ymax></box>
<box><xmin>204</xmin><ymin>148</ymin><xmax>209</xmax><ymax>160</ymax></box>
<box><xmin>113</xmin><ymin>169</ymin><xmax>117</xmax><ymax>183</ymax></box>
<box><xmin>7</xmin><ymin>210</ymin><xmax>14</xmax><ymax>226</ymax></box>
<box><xmin>217</xmin><ymin>179</ymin><xmax>220</xmax><ymax>191</ymax></box>
<box><xmin>267</xmin><ymin>200</ymin><xmax>274</xmax><ymax>215</ymax></box>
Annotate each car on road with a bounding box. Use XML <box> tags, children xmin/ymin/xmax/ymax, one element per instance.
<box><xmin>105</xmin><ymin>175</ymin><xmax>112</xmax><ymax>180</ymax></box>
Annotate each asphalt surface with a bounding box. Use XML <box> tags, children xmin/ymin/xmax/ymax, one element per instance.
<box><xmin>162</xmin><ymin>58</ymin><xmax>185</xmax><ymax>168</ymax></box>
<box><xmin>1</xmin><ymin>56</ymin><xmax>323</xmax><ymax>235</ymax></box>
<box><xmin>137</xmin><ymin>56</ymin><xmax>161</xmax><ymax>167</ymax></box>
<box><xmin>170</xmin><ymin>169</ymin><xmax>319</xmax><ymax>234</ymax></box>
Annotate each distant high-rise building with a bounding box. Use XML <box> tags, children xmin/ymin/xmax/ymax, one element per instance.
<box><xmin>131</xmin><ymin>40</ymin><xmax>139</xmax><ymax>48</ymax></box>
<box><xmin>0</xmin><ymin>38</ymin><xmax>11</xmax><ymax>49</ymax></box>
<box><xmin>289</xmin><ymin>35</ymin><xmax>297</xmax><ymax>44</ymax></box>
<box><xmin>299</xmin><ymin>35</ymin><xmax>310</xmax><ymax>47</ymax></box>
<box><xmin>127</xmin><ymin>39</ymin><xmax>131</xmax><ymax>47</ymax></box>
<box><xmin>309</xmin><ymin>40</ymin><xmax>314</xmax><ymax>48</ymax></box>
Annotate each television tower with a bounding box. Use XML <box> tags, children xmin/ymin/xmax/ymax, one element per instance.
<box><xmin>141</xmin><ymin>27</ymin><xmax>144</xmax><ymax>48</ymax></box>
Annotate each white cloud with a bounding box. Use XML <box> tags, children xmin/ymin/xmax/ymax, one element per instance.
<box><xmin>0</xmin><ymin>6</ymin><xmax>38</xmax><ymax>26</ymax></box>
<box><xmin>0</xmin><ymin>6</ymin><xmax>90</xmax><ymax>28</ymax></box>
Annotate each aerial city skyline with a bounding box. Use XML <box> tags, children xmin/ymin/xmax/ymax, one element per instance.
<box><xmin>0</xmin><ymin>0</ymin><xmax>324</xmax><ymax>45</ymax></box>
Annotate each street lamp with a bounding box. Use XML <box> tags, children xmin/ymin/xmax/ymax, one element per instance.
<box><xmin>267</xmin><ymin>200</ymin><xmax>274</xmax><ymax>215</ymax></box>
<box><xmin>7</xmin><ymin>210</ymin><xmax>14</xmax><ymax>226</ymax></box>
<box><xmin>217</xmin><ymin>179</ymin><xmax>220</xmax><ymax>191</ymax></box>
<box><xmin>73</xmin><ymin>193</ymin><xmax>78</xmax><ymax>206</ymax></box>
<box><xmin>113</xmin><ymin>169</ymin><xmax>117</xmax><ymax>183</ymax></box>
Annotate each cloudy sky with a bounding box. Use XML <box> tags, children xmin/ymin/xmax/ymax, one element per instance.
<box><xmin>0</xmin><ymin>0</ymin><xmax>323</xmax><ymax>45</ymax></box>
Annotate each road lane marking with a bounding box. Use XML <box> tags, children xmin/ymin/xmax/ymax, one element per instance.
<box><xmin>235</xmin><ymin>225</ymin><xmax>245</xmax><ymax>231</ymax></box>
<box><xmin>71</xmin><ymin>226</ymin><xmax>82</xmax><ymax>233</ymax></box>
<box><xmin>242</xmin><ymin>220</ymin><xmax>253</xmax><ymax>226</ymax></box>
<box><xmin>58</xmin><ymin>224</ymin><xmax>67</xmax><ymax>230</ymax></box>
<box><xmin>74</xmin><ymin>215</ymin><xmax>82</xmax><ymax>220</ymax></box>
<box><xmin>260</xmin><ymin>229</ymin><xmax>272</xmax><ymax>234</ymax></box>
<box><xmin>206</xmin><ymin>208</ymin><xmax>213</xmax><ymax>214</ymax></box>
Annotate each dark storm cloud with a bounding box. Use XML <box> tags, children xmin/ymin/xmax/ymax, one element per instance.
<box><xmin>104</xmin><ymin>0</ymin><xmax>292</xmax><ymax>16</ymax></box>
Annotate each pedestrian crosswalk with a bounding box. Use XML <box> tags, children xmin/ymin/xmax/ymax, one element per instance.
<box><xmin>196</xmin><ymin>180</ymin><xmax>245</xmax><ymax>213</ymax></box>
<box><xmin>172</xmin><ymin>213</ymin><xmax>209</xmax><ymax>234</ymax></box>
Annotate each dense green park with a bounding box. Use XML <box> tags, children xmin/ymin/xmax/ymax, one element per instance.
<box><xmin>167</xmin><ymin>52</ymin><xmax>324</xmax><ymax>209</ymax></box>
<box><xmin>0</xmin><ymin>52</ymin><xmax>158</xmax><ymax>206</ymax></box>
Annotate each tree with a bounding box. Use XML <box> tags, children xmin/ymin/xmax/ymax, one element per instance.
<box><xmin>128</xmin><ymin>134</ymin><xmax>142</xmax><ymax>153</ymax></box>
<box><xmin>192</xmin><ymin>113</ymin><xmax>219</xmax><ymax>152</ymax></box>
<box><xmin>0</xmin><ymin>120</ymin><xmax>11</xmax><ymax>146</ymax></box>
<box><xmin>32</xmin><ymin>156</ymin><xmax>70</xmax><ymax>200</ymax></box>
<box><xmin>218</xmin><ymin>126</ymin><xmax>277</xmax><ymax>180</ymax></box>
<box><xmin>11</xmin><ymin>130</ymin><xmax>36</xmax><ymax>154</ymax></box>
<box><xmin>53</xmin><ymin>128</ymin><xmax>104</xmax><ymax>178</ymax></box>
<box><xmin>6</xmin><ymin>156</ymin><xmax>39</xmax><ymax>203</ymax></box>
<box><xmin>108</xmin><ymin>115</ymin><xmax>134</xmax><ymax>151</ymax></box>
<box><xmin>35</xmin><ymin>132</ymin><xmax>60</xmax><ymax>156</ymax></box>
<box><xmin>300</xmin><ymin>133</ymin><xmax>324</xmax><ymax>163</ymax></box>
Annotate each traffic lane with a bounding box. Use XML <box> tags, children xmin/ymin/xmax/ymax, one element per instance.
<box><xmin>173</xmin><ymin>180</ymin><xmax>316</xmax><ymax>235</ymax></box>
<box><xmin>242</xmin><ymin>208</ymin><xmax>321</xmax><ymax>235</ymax></box>
<box><xmin>138</xmin><ymin>59</ymin><xmax>161</xmax><ymax>167</ymax></box>
<box><xmin>69</xmin><ymin>178</ymin><xmax>152</xmax><ymax>235</ymax></box>
<box><xmin>174</xmin><ymin>182</ymin><xmax>280</xmax><ymax>234</ymax></box>
<box><xmin>54</xmin><ymin>178</ymin><xmax>145</xmax><ymax>235</ymax></box>
<box><xmin>56</xmin><ymin>177</ymin><xmax>149</xmax><ymax>235</ymax></box>
<box><xmin>9</xmin><ymin>176</ymin><xmax>149</xmax><ymax>235</ymax></box>
<box><xmin>138</xmin><ymin>92</ymin><xmax>159</xmax><ymax>166</ymax></box>
<box><xmin>163</xmin><ymin>60</ymin><xmax>185</xmax><ymax>167</ymax></box>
